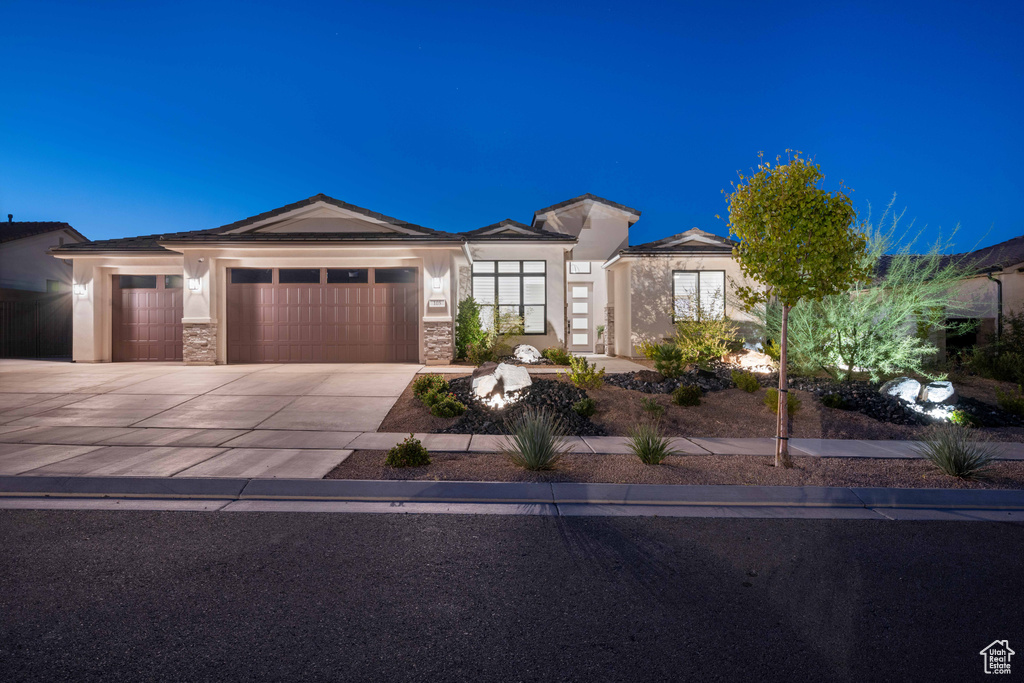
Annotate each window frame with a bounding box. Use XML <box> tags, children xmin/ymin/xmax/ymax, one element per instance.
<box><xmin>568</xmin><ymin>261</ymin><xmax>592</xmax><ymax>274</ymax></box>
<box><xmin>672</xmin><ymin>269</ymin><xmax>727</xmax><ymax>322</ymax></box>
<box><xmin>472</xmin><ymin>260</ymin><xmax>547</xmax><ymax>335</ymax></box>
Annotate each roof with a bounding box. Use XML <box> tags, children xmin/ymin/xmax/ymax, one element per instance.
<box><xmin>1</xmin><ymin>221</ymin><xmax>87</xmax><ymax>245</ymax></box>
<box><xmin>461</xmin><ymin>219</ymin><xmax>576</xmax><ymax>242</ymax></box>
<box><xmin>957</xmin><ymin>233</ymin><xmax>1024</xmax><ymax>272</ymax></box>
<box><xmin>533</xmin><ymin>193</ymin><xmax>641</xmax><ymax>219</ymax></box>
<box><xmin>619</xmin><ymin>228</ymin><xmax>736</xmax><ymax>255</ymax></box>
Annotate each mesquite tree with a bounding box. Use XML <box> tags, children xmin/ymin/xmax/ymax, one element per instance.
<box><xmin>722</xmin><ymin>151</ymin><xmax>869</xmax><ymax>467</ymax></box>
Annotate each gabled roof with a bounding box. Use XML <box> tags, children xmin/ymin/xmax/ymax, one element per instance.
<box><xmin>1</xmin><ymin>221</ymin><xmax>87</xmax><ymax>245</ymax></box>
<box><xmin>958</xmin><ymin>233</ymin><xmax>1024</xmax><ymax>272</ymax></box>
<box><xmin>462</xmin><ymin>219</ymin><xmax>576</xmax><ymax>242</ymax></box>
<box><xmin>533</xmin><ymin>193</ymin><xmax>641</xmax><ymax>220</ymax></box>
<box><xmin>620</xmin><ymin>228</ymin><xmax>736</xmax><ymax>255</ymax></box>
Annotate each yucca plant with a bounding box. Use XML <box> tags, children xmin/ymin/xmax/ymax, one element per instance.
<box><xmin>913</xmin><ymin>424</ymin><xmax>998</xmax><ymax>479</ymax></box>
<box><xmin>626</xmin><ymin>422</ymin><xmax>678</xmax><ymax>465</ymax></box>
<box><xmin>501</xmin><ymin>407</ymin><xmax>571</xmax><ymax>471</ymax></box>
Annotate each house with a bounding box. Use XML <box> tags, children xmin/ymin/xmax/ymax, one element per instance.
<box><xmin>51</xmin><ymin>193</ymin><xmax>750</xmax><ymax>365</ymax></box>
<box><xmin>1</xmin><ymin>216</ymin><xmax>89</xmax><ymax>358</ymax></box>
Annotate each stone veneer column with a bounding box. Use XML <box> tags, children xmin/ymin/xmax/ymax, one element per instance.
<box><xmin>423</xmin><ymin>321</ymin><xmax>454</xmax><ymax>364</ymax></box>
<box><xmin>605</xmin><ymin>306</ymin><xmax>615</xmax><ymax>356</ymax></box>
<box><xmin>183</xmin><ymin>322</ymin><xmax>218</xmax><ymax>365</ymax></box>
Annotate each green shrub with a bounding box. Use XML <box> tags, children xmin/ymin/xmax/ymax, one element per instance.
<box><xmin>948</xmin><ymin>409</ymin><xmax>980</xmax><ymax>428</ymax></box>
<box><xmin>965</xmin><ymin>311</ymin><xmax>1024</xmax><ymax>384</ymax></box>
<box><xmin>542</xmin><ymin>347</ymin><xmax>573</xmax><ymax>365</ymax></box>
<box><xmin>501</xmin><ymin>407</ymin><xmax>570</xmax><ymax>471</ymax></box>
<box><xmin>731</xmin><ymin>370</ymin><xmax>760</xmax><ymax>393</ymax></box>
<box><xmin>567</xmin><ymin>355</ymin><xmax>606</xmax><ymax>389</ymax></box>
<box><xmin>820</xmin><ymin>392</ymin><xmax>847</xmax><ymax>410</ymax></box>
<box><xmin>572</xmin><ymin>397</ymin><xmax>597</xmax><ymax>417</ymax></box>
<box><xmin>626</xmin><ymin>422</ymin><xmax>678</xmax><ymax>465</ymax></box>
<box><xmin>671</xmin><ymin>384</ymin><xmax>701</xmax><ymax>407</ymax></box>
<box><xmin>672</xmin><ymin>315</ymin><xmax>739</xmax><ymax>365</ymax></box>
<box><xmin>466</xmin><ymin>342</ymin><xmax>494</xmax><ymax>366</ymax></box>
<box><xmin>463</xmin><ymin>308</ymin><xmax>526</xmax><ymax>366</ymax></box>
<box><xmin>636</xmin><ymin>338</ymin><xmax>662</xmax><ymax>360</ymax></box>
<box><xmin>455</xmin><ymin>296</ymin><xmax>486</xmax><ymax>360</ymax></box>
<box><xmin>385</xmin><ymin>434</ymin><xmax>431</xmax><ymax>468</ymax></box>
<box><xmin>651</xmin><ymin>343</ymin><xmax>685</xmax><ymax>379</ymax></box>
<box><xmin>640</xmin><ymin>396</ymin><xmax>665</xmax><ymax>419</ymax></box>
<box><xmin>412</xmin><ymin>374</ymin><xmax>448</xmax><ymax>400</ymax></box>
<box><xmin>996</xmin><ymin>385</ymin><xmax>1024</xmax><ymax>417</ymax></box>
<box><xmin>764</xmin><ymin>388</ymin><xmax>800</xmax><ymax>416</ymax></box>
<box><xmin>914</xmin><ymin>424</ymin><xmax>997</xmax><ymax>479</ymax></box>
<box><xmin>429</xmin><ymin>392</ymin><xmax>466</xmax><ymax>418</ymax></box>
<box><xmin>763</xmin><ymin>339</ymin><xmax>782</xmax><ymax>363</ymax></box>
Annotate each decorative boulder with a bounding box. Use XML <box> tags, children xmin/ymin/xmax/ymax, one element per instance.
<box><xmin>917</xmin><ymin>380</ymin><xmax>958</xmax><ymax>405</ymax></box>
<box><xmin>879</xmin><ymin>377</ymin><xmax>921</xmax><ymax>404</ymax></box>
<box><xmin>495</xmin><ymin>362</ymin><xmax>532</xmax><ymax>393</ymax></box>
<box><xmin>471</xmin><ymin>362</ymin><xmax>500</xmax><ymax>399</ymax></box>
<box><xmin>513</xmin><ymin>344</ymin><xmax>543</xmax><ymax>364</ymax></box>
<box><xmin>723</xmin><ymin>348</ymin><xmax>774</xmax><ymax>371</ymax></box>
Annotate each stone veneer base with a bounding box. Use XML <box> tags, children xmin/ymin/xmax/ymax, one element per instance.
<box><xmin>423</xmin><ymin>320</ymin><xmax>454</xmax><ymax>363</ymax></box>
<box><xmin>183</xmin><ymin>322</ymin><xmax>218</xmax><ymax>365</ymax></box>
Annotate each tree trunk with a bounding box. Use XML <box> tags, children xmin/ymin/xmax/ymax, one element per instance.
<box><xmin>775</xmin><ymin>304</ymin><xmax>793</xmax><ymax>468</ymax></box>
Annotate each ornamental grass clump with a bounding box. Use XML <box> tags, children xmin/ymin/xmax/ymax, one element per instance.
<box><xmin>640</xmin><ymin>396</ymin><xmax>665</xmax><ymax>419</ymax></box>
<box><xmin>914</xmin><ymin>424</ymin><xmax>998</xmax><ymax>480</ymax></box>
<box><xmin>626</xmin><ymin>422</ymin><xmax>678</xmax><ymax>465</ymax></box>
<box><xmin>650</xmin><ymin>343</ymin><xmax>685</xmax><ymax>379</ymax></box>
<box><xmin>501</xmin><ymin>407</ymin><xmax>570</xmax><ymax>471</ymax></box>
<box><xmin>764</xmin><ymin>388</ymin><xmax>800</xmax><ymax>416</ymax></box>
<box><xmin>731</xmin><ymin>370</ymin><xmax>760</xmax><ymax>393</ymax></box>
<box><xmin>567</xmin><ymin>355</ymin><xmax>605</xmax><ymax>389</ymax></box>
<box><xmin>385</xmin><ymin>434</ymin><xmax>431</xmax><ymax>468</ymax></box>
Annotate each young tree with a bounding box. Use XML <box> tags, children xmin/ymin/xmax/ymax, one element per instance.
<box><xmin>722</xmin><ymin>151</ymin><xmax>869</xmax><ymax>467</ymax></box>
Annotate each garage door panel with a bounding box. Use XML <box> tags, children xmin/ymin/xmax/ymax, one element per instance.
<box><xmin>113</xmin><ymin>276</ymin><xmax>183</xmax><ymax>362</ymax></box>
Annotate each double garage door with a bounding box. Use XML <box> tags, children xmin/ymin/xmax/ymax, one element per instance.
<box><xmin>111</xmin><ymin>268</ymin><xmax>419</xmax><ymax>363</ymax></box>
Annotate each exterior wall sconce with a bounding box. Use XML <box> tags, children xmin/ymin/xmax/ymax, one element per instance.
<box><xmin>187</xmin><ymin>278</ymin><xmax>202</xmax><ymax>291</ymax></box>
<box><xmin>432</xmin><ymin>277</ymin><xmax>443</xmax><ymax>292</ymax></box>
<box><xmin>72</xmin><ymin>283</ymin><xmax>87</xmax><ymax>296</ymax></box>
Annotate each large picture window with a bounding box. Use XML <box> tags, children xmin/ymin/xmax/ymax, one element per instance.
<box><xmin>472</xmin><ymin>260</ymin><xmax>547</xmax><ymax>334</ymax></box>
<box><xmin>673</xmin><ymin>270</ymin><xmax>726</xmax><ymax>320</ymax></box>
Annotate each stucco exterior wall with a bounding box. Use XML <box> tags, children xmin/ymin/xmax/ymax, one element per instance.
<box><xmin>2</xmin><ymin>230</ymin><xmax>84</xmax><ymax>292</ymax></box>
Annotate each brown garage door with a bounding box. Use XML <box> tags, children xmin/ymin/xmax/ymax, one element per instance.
<box><xmin>112</xmin><ymin>275</ymin><xmax>183</xmax><ymax>361</ymax></box>
<box><xmin>227</xmin><ymin>267</ymin><xmax>419</xmax><ymax>363</ymax></box>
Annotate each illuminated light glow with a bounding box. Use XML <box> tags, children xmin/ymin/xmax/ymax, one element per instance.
<box><xmin>187</xmin><ymin>277</ymin><xmax>202</xmax><ymax>291</ymax></box>
<box><xmin>432</xmin><ymin>277</ymin><xmax>443</xmax><ymax>291</ymax></box>
<box><xmin>72</xmin><ymin>283</ymin><xmax>87</xmax><ymax>296</ymax></box>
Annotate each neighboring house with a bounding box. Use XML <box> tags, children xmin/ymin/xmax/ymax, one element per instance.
<box><xmin>51</xmin><ymin>193</ymin><xmax>748</xmax><ymax>365</ymax></box>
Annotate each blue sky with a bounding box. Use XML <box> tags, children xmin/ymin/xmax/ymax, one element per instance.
<box><xmin>2</xmin><ymin>0</ymin><xmax>1021</xmax><ymax>253</ymax></box>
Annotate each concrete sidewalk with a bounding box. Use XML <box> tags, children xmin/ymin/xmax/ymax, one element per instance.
<box><xmin>1</xmin><ymin>475</ymin><xmax>1022</xmax><ymax>521</ymax></box>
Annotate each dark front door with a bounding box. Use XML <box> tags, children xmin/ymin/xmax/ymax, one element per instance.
<box><xmin>226</xmin><ymin>267</ymin><xmax>419</xmax><ymax>363</ymax></box>
<box><xmin>112</xmin><ymin>275</ymin><xmax>183</xmax><ymax>361</ymax></box>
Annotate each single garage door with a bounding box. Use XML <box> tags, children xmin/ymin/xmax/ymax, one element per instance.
<box><xmin>112</xmin><ymin>275</ymin><xmax>184</xmax><ymax>361</ymax></box>
<box><xmin>227</xmin><ymin>267</ymin><xmax>419</xmax><ymax>363</ymax></box>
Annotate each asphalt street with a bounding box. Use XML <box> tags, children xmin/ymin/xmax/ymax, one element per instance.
<box><xmin>1</xmin><ymin>511</ymin><xmax>1020</xmax><ymax>682</ymax></box>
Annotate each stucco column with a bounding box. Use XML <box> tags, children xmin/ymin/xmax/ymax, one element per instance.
<box><xmin>71</xmin><ymin>261</ymin><xmax>106</xmax><ymax>362</ymax></box>
<box><xmin>182</xmin><ymin>252</ymin><xmax>218</xmax><ymax>365</ymax></box>
<box><xmin>421</xmin><ymin>252</ymin><xmax>455</xmax><ymax>364</ymax></box>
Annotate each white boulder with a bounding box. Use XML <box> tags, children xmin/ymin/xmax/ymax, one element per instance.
<box><xmin>918</xmin><ymin>380</ymin><xmax>958</xmax><ymax>405</ymax></box>
<box><xmin>471</xmin><ymin>373</ymin><xmax>499</xmax><ymax>399</ymax></box>
<box><xmin>513</xmin><ymin>344</ymin><xmax>543</xmax><ymax>364</ymax></box>
<box><xmin>879</xmin><ymin>377</ymin><xmax>921</xmax><ymax>404</ymax></box>
<box><xmin>495</xmin><ymin>362</ymin><xmax>532</xmax><ymax>393</ymax></box>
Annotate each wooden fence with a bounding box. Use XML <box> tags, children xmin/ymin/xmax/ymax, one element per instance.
<box><xmin>0</xmin><ymin>289</ymin><xmax>72</xmax><ymax>358</ymax></box>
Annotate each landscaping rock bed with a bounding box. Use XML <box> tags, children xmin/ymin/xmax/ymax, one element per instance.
<box><xmin>437</xmin><ymin>376</ymin><xmax>606</xmax><ymax>436</ymax></box>
<box><xmin>604</xmin><ymin>364</ymin><xmax>734</xmax><ymax>394</ymax></box>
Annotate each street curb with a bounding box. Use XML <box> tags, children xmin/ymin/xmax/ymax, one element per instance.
<box><xmin>0</xmin><ymin>475</ymin><xmax>248</xmax><ymax>499</ymax></box>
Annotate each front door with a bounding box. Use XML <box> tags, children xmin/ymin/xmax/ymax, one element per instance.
<box><xmin>567</xmin><ymin>283</ymin><xmax>593</xmax><ymax>353</ymax></box>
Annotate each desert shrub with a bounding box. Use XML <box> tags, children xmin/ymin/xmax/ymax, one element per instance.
<box><xmin>542</xmin><ymin>347</ymin><xmax>573</xmax><ymax>365</ymax></box>
<box><xmin>640</xmin><ymin>396</ymin><xmax>665</xmax><ymax>419</ymax></box>
<box><xmin>914</xmin><ymin>424</ymin><xmax>997</xmax><ymax>479</ymax></box>
<box><xmin>636</xmin><ymin>338</ymin><xmax>662</xmax><ymax>360</ymax></box>
<box><xmin>385</xmin><ymin>434</ymin><xmax>431</xmax><ymax>468</ymax></box>
<box><xmin>672</xmin><ymin>313</ymin><xmax>739</xmax><ymax>366</ymax></box>
<box><xmin>650</xmin><ymin>343</ymin><xmax>685</xmax><ymax>379</ymax></box>
<box><xmin>572</xmin><ymin>397</ymin><xmax>597</xmax><ymax>417</ymax></box>
<box><xmin>567</xmin><ymin>355</ymin><xmax>605</xmax><ymax>389</ymax></box>
<box><xmin>967</xmin><ymin>312</ymin><xmax>1024</xmax><ymax>384</ymax></box>
<box><xmin>671</xmin><ymin>384</ymin><xmax>701</xmax><ymax>407</ymax></box>
<box><xmin>763</xmin><ymin>388</ymin><xmax>801</xmax><ymax>416</ymax></box>
<box><xmin>466</xmin><ymin>342</ymin><xmax>494</xmax><ymax>366</ymax></box>
<box><xmin>412</xmin><ymin>374</ymin><xmax>448</xmax><ymax>400</ymax></box>
<box><xmin>820</xmin><ymin>392</ymin><xmax>848</xmax><ymax>410</ymax></box>
<box><xmin>455</xmin><ymin>296</ymin><xmax>486</xmax><ymax>360</ymax></box>
<box><xmin>626</xmin><ymin>422</ymin><xmax>678</xmax><ymax>465</ymax></box>
<box><xmin>464</xmin><ymin>308</ymin><xmax>525</xmax><ymax>366</ymax></box>
<box><xmin>502</xmin><ymin>407</ymin><xmax>570</xmax><ymax>471</ymax></box>
<box><xmin>429</xmin><ymin>392</ymin><xmax>466</xmax><ymax>418</ymax></box>
<box><xmin>948</xmin><ymin>409</ymin><xmax>979</xmax><ymax>428</ymax></box>
<box><xmin>996</xmin><ymin>384</ymin><xmax>1024</xmax><ymax>417</ymax></box>
<box><xmin>731</xmin><ymin>370</ymin><xmax>760</xmax><ymax>393</ymax></box>
<box><xmin>763</xmin><ymin>339</ymin><xmax>782</xmax><ymax>363</ymax></box>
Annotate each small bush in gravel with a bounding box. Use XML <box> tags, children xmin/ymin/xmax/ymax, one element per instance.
<box><xmin>626</xmin><ymin>422</ymin><xmax>678</xmax><ymax>465</ymax></box>
<box><xmin>640</xmin><ymin>396</ymin><xmax>665</xmax><ymax>419</ymax></box>
<box><xmin>914</xmin><ymin>424</ymin><xmax>997</xmax><ymax>479</ymax></box>
<box><xmin>385</xmin><ymin>434</ymin><xmax>431</xmax><ymax>468</ymax></box>
<box><xmin>731</xmin><ymin>370</ymin><xmax>760</xmax><ymax>393</ymax></box>
<box><xmin>413</xmin><ymin>374</ymin><xmax>448</xmax><ymax>400</ymax></box>
<box><xmin>996</xmin><ymin>385</ymin><xmax>1024</xmax><ymax>417</ymax></box>
<box><xmin>764</xmin><ymin>388</ymin><xmax>800</xmax><ymax>416</ymax></box>
<box><xmin>671</xmin><ymin>384</ymin><xmax>701</xmax><ymax>406</ymax></box>
<box><xmin>502</xmin><ymin>407</ymin><xmax>570</xmax><ymax>471</ymax></box>
<box><xmin>636</xmin><ymin>338</ymin><xmax>661</xmax><ymax>360</ymax></box>
<box><xmin>820</xmin><ymin>392</ymin><xmax>848</xmax><ymax>410</ymax></box>
<box><xmin>542</xmin><ymin>347</ymin><xmax>573</xmax><ymax>365</ymax></box>
<box><xmin>948</xmin><ymin>409</ymin><xmax>980</xmax><ymax>428</ymax></box>
<box><xmin>429</xmin><ymin>393</ymin><xmax>467</xmax><ymax>418</ymax></box>
<box><xmin>567</xmin><ymin>355</ymin><xmax>606</xmax><ymax>389</ymax></box>
<box><xmin>572</xmin><ymin>397</ymin><xmax>597</xmax><ymax>417</ymax></box>
<box><xmin>651</xmin><ymin>343</ymin><xmax>685</xmax><ymax>378</ymax></box>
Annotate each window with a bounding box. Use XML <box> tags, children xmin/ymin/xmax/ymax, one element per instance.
<box><xmin>164</xmin><ymin>275</ymin><xmax>183</xmax><ymax>289</ymax></box>
<box><xmin>472</xmin><ymin>260</ymin><xmax>546</xmax><ymax>334</ymax></box>
<box><xmin>327</xmin><ymin>268</ymin><xmax>368</xmax><ymax>284</ymax></box>
<box><xmin>673</xmin><ymin>270</ymin><xmax>726</xmax><ymax>320</ymax></box>
<box><xmin>231</xmin><ymin>269</ymin><xmax>272</xmax><ymax>284</ymax></box>
<box><xmin>374</xmin><ymin>268</ymin><xmax>416</xmax><ymax>284</ymax></box>
<box><xmin>118</xmin><ymin>275</ymin><xmax>157</xmax><ymax>289</ymax></box>
<box><xmin>279</xmin><ymin>268</ymin><xmax>321</xmax><ymax>284</ymax></box>
<box><xmin>568</xmin><ymin>261</ymin><xmax>591</xmax><ymax>274</ymax></box>
<box><xmin>46</xmin><ymin>279</ymin><xmax>63</xmax><ymax>293</ymax></box>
